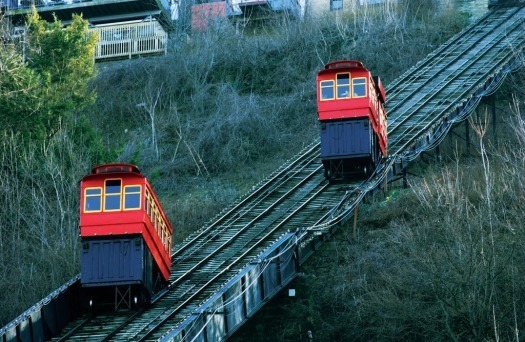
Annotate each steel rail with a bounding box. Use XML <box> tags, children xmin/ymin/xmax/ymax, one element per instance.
<box><xmin>389</xmin><ymin>18</ymin><xmax>524</xmax><ymax>154</ymax></box>
<box><xmin>134</xmin><ymin>181</ymin><xmax>331</xmax><ymax>341</ymax></box>
<box><xmin>168</xmin><ymin>164</ymin><xmax>322</xmax><ymax>289</ymax></box>
<box><xmin>134</xmin><ymin>176</ymin><xmax>328</xmax><ymax>339</ymax></box>
<box><xmin>388</xmin><ymin>7</ymin><xmax>524</xmax><ymax>133</ymax></box>
<box><xmin>386</xmin><ymin>7</ymin><xmax>504</xmax><ymax>106</ymax></box>
<box><xmin>52</xmin><ymin>147</ymin><xmax>326</xmax><ymax>341</ymax></box>
<box><xmin>389</xmin><ymin>11</ymin><xmax>523</xmax><ymax>154</ymax></box>
<box><xmin>95</xmin><ymin>166</ymin><xmax>327</xmax><ymax>340</ymax></box>
<box><xmin>53</xmin><ymin>316</ymin><xmax>94</xmax><ymax>342</ymax></box>
<box><xmin>386</xmin><ymin>6</ymin><xmax>516</xmax><ymax>102</ymax></box>
<box><xmin>169</xmin><ymin>146</ymin><xmax>320</xmax><ymax>269</ymax></box>
<box><xmin>168</xmin><ymin>141</ymin><xmax>320</xmax><ymax>262</ymax></box>
<box><xmin>46</xmin><ymin>5</ymin><xmax>525</xmax><ymax>342</ymax></box>
<box><xmin>113</xmin><ymin>178</ymin><xmax>329</xmax><ymax>340</ymax></box>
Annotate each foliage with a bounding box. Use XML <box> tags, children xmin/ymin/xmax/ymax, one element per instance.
<box><xmin>0</xmin><ymin>1</ymin><xmax>472</xmax><ymax>328</ymax></box>
<box><xmin>299</xmin><ymin>133</ymin><xmax>525</xmax><ymax>341</ymax></box>
<box><xmin>0</xmin><ymin>9</ymin><xmax>97</xmax><ymax>142</ymax></box>
<box><xmin>0</xmin><ymin>131</ymin><xmax>90</xmax><ymax>326</ymax></box>
<box><xmin>91</xmin><ymin>2</ymin><xmax>466</xmax><ymax>179</ymax></box>
<box><xmin>0</xmin><ymin>11</ymin><xmax>101</xmax><ymax>325</ymax></box>
<box><xmin>0</xmin><ymin>37</ymin><xmax>41</xmax><ymax>134</ymax></box>
<box><xmin>233</xmin><ymin>74</ymin><xmax>525</xmax><ymax>341</ymax></box>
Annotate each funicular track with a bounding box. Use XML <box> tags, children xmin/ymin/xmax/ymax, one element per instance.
<box><xmin>2</xmin><ymin>4</ymin><xmax>525</xmax><ymax>342</ymax></box>
<box><xmin>51</xmin><ymin>143</ymin><xmax>362</xmax><ymax>341</ymax></box>
<box><xmin>387</xmin><ymin>5</ymin><xmax>525</xmax><ymax>156</ymax></box>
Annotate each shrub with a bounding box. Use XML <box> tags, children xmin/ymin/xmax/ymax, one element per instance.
<box><xmin>0</xmin><ymin>131</ymin><xmax>90</xmax><ymax>325</ymax></box>
<box><xmin>234</xmin><ymin>78</ymin><xmax>525</xmax><ymax>341</ymax></box>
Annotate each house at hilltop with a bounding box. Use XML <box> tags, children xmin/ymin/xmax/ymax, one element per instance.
<box><xmin>0</xmin><ymin>0</ymin><xmax>394</xmax><ymax>60</ymax></box>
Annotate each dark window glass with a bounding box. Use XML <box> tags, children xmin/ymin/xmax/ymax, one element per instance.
<box><xmin>353</xmin><ymin>78</ymin><xmax>367</xmax><ymax>97</ymax></box>
<box><xmin>337</xmin><ymin>73</ymin><xmax>350</xmax><ymax>85</ymax></box>
<box><xmin>84</xmin><ymin>188</ymin><xmax>102</xmax><ymax>212</ymax></box>
<box><xmin>105</xmin><ymin>179</ymin><xmax>121</xmax><ymax>211</ymax></box>
<box><xmin>86</xmin><ymin>188</ymin><xmax>101</xmax><ymax>195</ymax></box>
<box><xmin>331</xmin><ymin>0</ymin><xmax>342</xmax><ymax>10</ymax></box>
<box><xmin>105</xmin><ymin>180</ymin><xmax>121</xmax><ymax>193</ymax></box>
<box><xmin>320</xmin><ymin>80</ymin><xmax>334</xmax><ymax>100</ymax></box>
<box><xmin>124</xmin><ymin>185</ymin><xmax>141</xmax><ymax>210</ymax></box>
<box><xmin>337</xmin><ymin>73</ymin><xmax>351</xmax><ymax>99</ymax></box>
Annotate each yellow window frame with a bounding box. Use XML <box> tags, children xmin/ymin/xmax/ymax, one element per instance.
<box><xmin>352</xmin><ymin>77</ymin><xmax>367</xmax><ymax>98</ymax></box>
<box><xmin>152</xmin><ymin>206</ymin><xmax>160</xmax><ymax>233</ymax></box>
<box><xmin>320</xmin><ymin>80</ymin><xmax>335</xmax><ymax>101</ymax></box>
<box><xmin>123</xmin><ymin>185</ymin><xmax>142</xmax><ymax>210</ymax></box>
<box><xmin>336</xmin><ymin>73</ymin><xmax>351</xmax><ymax>99</ymax></box>
<box><xmin>145</xmin><ymin>188</ymin><xmax>152</xmax><ymax>216</ymax></box>
<box><xmin>104</xmin><ymin>178</ymin><xmax>122</xmax><ymax>212</ymax></box>
<box><xmin>84</xmin><ymin>187</ymin><xmax>103</xmax><ymax>213</ymax></box>
<box><xmin>166</xmin><ymin>235</ymin><xmax>172</xmax><ymax>253</ymax></box>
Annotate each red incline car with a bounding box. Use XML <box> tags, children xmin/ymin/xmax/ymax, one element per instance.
<box><xmin>79</xmin><ymin>163</ymin><xmax>173</xmax><ymax>308</ymax></box>
<box><xmin>317</xmin><ymin>60</ymin><xmax>387</xmax><ymax>179</ymax></box>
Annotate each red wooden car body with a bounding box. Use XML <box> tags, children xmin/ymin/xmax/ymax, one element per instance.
<box><xmin>79</xmin><ymin>163</ymin><xmax>172</xmax><ymax>306</ymax></box>
<box><xmin>316</xmin><ymin>60</ymin><xmax>387</xmax><ymax>178</ymax></box>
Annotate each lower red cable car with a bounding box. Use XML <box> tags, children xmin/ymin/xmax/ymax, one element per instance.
<box><xmin>79</xmin><ymin>163</ymin><xmax>173</xmax><ymax>308</ymax></box>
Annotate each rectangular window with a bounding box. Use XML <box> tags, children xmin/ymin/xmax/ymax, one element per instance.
<box><xmin>151</xmin><ymin>206</ymin><xmax>158</xmax><ymax>232</ymax></box>
<box><xmin>331</xmin><ymin>0</ymin><xmax>343</xmax><ymax>11</ymax></box>
<box><xmin>320</xmin><ymin>80</ymin><xmax>334</xmax><ymax>100</ymax></box>
<box><xmin>124</xmin><ymin>185</ymin><xmax>142</xmax><ymax>210</ymax></box>
<box><xmin>336</xmin><ymin>73</ymin><xmax>350</xmax><ymax>99</ymax></box>
<box><xmin>154</xmin><ymin>207</ymin><xmax>161</xmax><ymax>234</ymax></box>
<box><xmin>104</xmin><ymin>179</ymin><xmax>121</xmax><ymax>211</ymax></box>
<box><xmin>84</xmin><ymin>188</ymin><xmax>102</xmax><ymax>212</ymax></box>
<box><xmin>145</xmin><ymin>189</ymin><xmax>151</xmax><ymax>216</ymax></box>
<box><xmin>352</xmin><ymin>78</ymin><xmax>367</xmax><ymax>97</ymax></box>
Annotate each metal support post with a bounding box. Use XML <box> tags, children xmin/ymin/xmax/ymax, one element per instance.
<box><xmin>465</xmin><ymin>119</ymin><xmax>470</xmax><ymax>157</ymax></box>
<box><xmin>492</xmin><ymin>96</ymin><xmax>498</xmax><ymax>147</ymax></box>
<box><xmin>353</xmin><ymin>205</ymin><xmax>358</xmax><ymax>239</ymax></box>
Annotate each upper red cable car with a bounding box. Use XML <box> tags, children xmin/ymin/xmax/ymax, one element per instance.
<box><xmin>316</xmin><ymin>60</ymin><xmax>387</xmax><ymax>179</ymax></box>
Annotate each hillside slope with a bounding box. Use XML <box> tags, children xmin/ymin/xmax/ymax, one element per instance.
<box><xmin>0</xmin><ymin>1</ymin><xmax>472</xmax><ymax>327</ymax></box>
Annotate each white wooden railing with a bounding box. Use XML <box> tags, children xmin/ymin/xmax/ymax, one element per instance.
<box><xmin>89</xmin><ymin>20</ymin><xmax>168</xmax><ymax>61</ymax></box>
